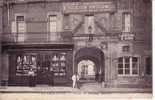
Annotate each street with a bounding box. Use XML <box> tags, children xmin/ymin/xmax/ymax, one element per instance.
<box><xmin>0</xmin><ymin>93</ymin><xmax>152</xmax><ymax>100</ymax></box>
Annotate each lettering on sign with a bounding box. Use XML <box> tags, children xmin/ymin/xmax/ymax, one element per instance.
<box><xmin>63</xmin><ymin>2</ymin><xmax>116</xmax><ymax>13</ymax></box>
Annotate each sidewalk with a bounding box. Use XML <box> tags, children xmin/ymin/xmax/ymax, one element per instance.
<box><xmin>0</xmin><ymin>86</ymin><xmax>152</xmax><ymax>94</ymax></box>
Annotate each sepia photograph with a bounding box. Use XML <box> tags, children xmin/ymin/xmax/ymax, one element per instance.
<box><xmin>0</xmin><ymin>0</ymin><xmax>152</xmax><ymax>100</ymax></box>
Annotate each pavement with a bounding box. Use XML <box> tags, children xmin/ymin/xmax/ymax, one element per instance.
<box><xmin>0</xmin><ymin>85</ymin><xmax>152</xmax><ymax>100</ymax></box>
<box><xmin>0</xmin><ymin>85</ymin><xmax>152</xmax><ymax>94</ymax></box>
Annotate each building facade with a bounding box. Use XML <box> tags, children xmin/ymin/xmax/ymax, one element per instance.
<box><xmin>1</xmin><ymin>0</ymin><xmax>152</xmax><ymax>88</ymax></box>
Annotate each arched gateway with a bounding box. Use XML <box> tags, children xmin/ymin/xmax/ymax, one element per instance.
<box><xmin>75</xmin><ymin>47</ymin><xmax>104</xmax><ymax>82</ymax></box>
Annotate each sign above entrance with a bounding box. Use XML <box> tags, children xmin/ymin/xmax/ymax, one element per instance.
<box><xmin>63</xmin><ymin>2</ymin><xmax>116</xmax><ymax>13</ymax></box>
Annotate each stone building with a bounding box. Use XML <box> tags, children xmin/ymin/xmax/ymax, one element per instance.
<box><xmin>0</xmin><ymin>0</ymin><xmax>152</xmax><ymax>88</ymax></box>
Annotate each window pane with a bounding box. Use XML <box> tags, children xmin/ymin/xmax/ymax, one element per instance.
<box><xmin>60</xmin><ymin>62</ymin><xmax>66</xmax><ymax>66</ymax></box>
<box><xmin>125</xmin><ymin>69</ymin><xmax>130</xmax><ymax>74</ymax></box>
<box><xmin>122</xmin><ymin>46</ymin><xmax>130</xmax><ymax>52</ymax></box>
<box><xmin>118</xmin><ymin>57</ymin><xmax>123</xmax><ymax>62</ymax></box>
<box><xmin>132</xmin><ymin>69</ymin><xmax>138</xmax><ymax>74</ymax></box>
<box><xmin>50</xmin><ymin>22</ymin><xmax>57</xmax><ymax>32</ymax></box>
<box><xmin>118</xmin><ymin>64</ymin><xmax>123</xmax><ymax>68</ymax></box>
<box><xmin>49</xmin><ymin>15</ymin><xmax>57</xmax><ymax>21</ymax></box>
<box><xmin>125</xmin><ymin>57</ymin><xmax>130</xmax><ymax>63</ymax></box>
<box><xmin>125</xmin><ymin>64</ymin><xmax>130</xmax><ymax>68</ymax></box>
<box><xmin>118</xmin><ymin>69</ymin><xmax>123</xmax><ymax>74</ymax></box>
<box><xmin>63</xmin><ymin>14</ymin><xmax>70</xmax><ymax>30</ymax></box>
<box><xmin>60</xmin><ymin>55</ymin><xmax>66</xmax><ymax>61</ymax></box>
<box><xmin>16</xmin><ymin>16</ymin><xmax>25</xmax><ymax>42</ymax></box>
<box><xmin>17</xmin><ymin>16</ymin><xmax>24</xmax><ymax>21</ymax></box>
<box><xmin>49</xmin><ymin>15</ymin><xmax>57</xmax><ymax>41</ymax></box>
<box><xmin>132</xmin><ymin>63</ymin><xmax>137</xmax><ymax>69</ymax></box>
<box><xmin>110</xmin><ymin>13</ymin><xmax>115</xmax><ymax>29</ymax></box>
<box><xmin>123</xmin><ymin>13</ymin><xmax>131</xmax><ymax>32</ymax></box>
<box><xmin>132</xmin><ymin>57</ymin><xmax>138</xmax><ymax>62</ymax></box>
<box><xmin>17</xmin><ymin>22</ymin><xmax>25</xmax><ymax>33</ymax></box>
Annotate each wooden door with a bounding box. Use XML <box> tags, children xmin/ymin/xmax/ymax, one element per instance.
<box><xmin>36</xmin><ymin>54</ymin><xmax>50</xmax><ymax>84</ymax></box>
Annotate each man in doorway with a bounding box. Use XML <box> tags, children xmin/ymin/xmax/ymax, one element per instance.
<box><xmin>72</xmin><ymin>72</ymin><xmax>80</xmax><ymax>88</ymax></box>
<box><xmin>48</xmin><ymin>68</ymin><xmax>54</xmax><ymax>86</ymax></box>
<box><xmin>28</xmin><ymin>68</ymin><xmax>36</xmax><ymax>87</ymax></box>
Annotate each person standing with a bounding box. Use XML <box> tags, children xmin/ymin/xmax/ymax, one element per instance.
<box><xmin>28</xmin><ymin>69</ymin><xmax>35</xmax><ymax>87</ymax></box>
<box><xmin>72</xmin><ymin>73</ymin><xmax>79</xmax><ymax>88</ymax></box>
<box><xmin>48</xmin><ymin>68</ymin><xmax>54</xmax><ymax>86</ymax></box>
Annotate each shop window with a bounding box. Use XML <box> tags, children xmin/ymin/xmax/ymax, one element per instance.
<box><xmin>122</xmin><ymin>13</ymin><xmax>131</xmax><ymax>32</ymax></box>
<box><xmin>145</xmin><ymin>57</ymin><xmax>152</xmax><ymax>75</ymax></box>
<box><xmin>16</xmin><ymin>55</ymin><xmax>37</xmax><ymax>76</ymax></box>
<box><xmin>51</xmin><ymin>53</ymin><xmax>67</xmax><ymax>76</ymax></box>
<box><xmin>118</xmin><ymin>56</ymin><xmax>139</xmax><ymax>76</ymax></box>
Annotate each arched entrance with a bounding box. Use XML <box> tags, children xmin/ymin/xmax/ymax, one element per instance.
<box><xmin>75</xmin><ymin>47</ymin><xmax>104</xmax><ymax>82</ymax></box>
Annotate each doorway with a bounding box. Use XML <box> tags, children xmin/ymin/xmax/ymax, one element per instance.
<box><xmin>36</xmin><ymin>52</ymin><xmax>70</xmax><ymax>85</ymax></box>
<box><xmin>78</xmin><ymin>60</ymin><xmax>96</xmax><ymax>80</ymax></box>
<box><xmin>36</xmin><ymin>54</ymin><xmax>51</xmax><ymax>84</ymax></box>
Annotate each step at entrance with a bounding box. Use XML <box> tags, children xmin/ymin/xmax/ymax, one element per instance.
<box><xmin>80</xmin><ymin>82</ymin><xmax>104</xmax><ymax>91</ymax></box>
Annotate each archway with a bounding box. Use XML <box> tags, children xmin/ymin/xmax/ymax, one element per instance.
<box><xmin>75</xmin><ymin>47</ymin><xmax>104</xmax><ymax>82</ymax></box>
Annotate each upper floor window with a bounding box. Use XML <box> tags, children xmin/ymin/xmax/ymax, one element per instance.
<box><xmin>16</xmin><ymin>15</ymin><xmax>26</xmax><ymax>33</ymax></box>
<box><xmin>85</xmin><ymin>15</ymin><xmax>95</xmax><ymax>34</ymax></box>
<box><xmin>118</xmin><ymin>56</ymin><xmax>139</xmax><ymax>76</ymax></box>
<box><xmin>122</xmin><ymin>13</ymin><xmax>131</xmax><ymax>32</ymax></box>
<box><xmin>63</xmin><ymin>14</ymin><xmax>70</xmax><ymax>30</ymax></box>
<box><xmin>49</xmin><ymin>15</ymin><xmax>57</xmax><ymax>32</ymax></box>
<box><xmin>122</xmin><ymin>45</ymin><xmax>130</xmax><ymax>52</ymax></box>
<box><xmin>11</xmin><ymin>15</ymin><xmax>26</xmax><ymax>42</ymax></box>
<box><xmin>48</xmin><ymin>15</ymin><xmax>58</xmax><ymax>41</ymax></box>
<box><xmin>110</xmin><ymin>13</ymin><xmax>115</xmax><ymax>29</ymax></box>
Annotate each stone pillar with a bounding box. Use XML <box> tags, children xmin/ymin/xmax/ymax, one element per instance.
<box><xmin>1</xmin><ymin>53</ymin><xmax>9</xmax><ymax>85</ymax></box>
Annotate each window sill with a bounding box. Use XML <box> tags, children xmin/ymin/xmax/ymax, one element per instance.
<box><xmin>117</xmin><ymin>75</ymin><xmax>139</xmax><ymax>77</ymax></box>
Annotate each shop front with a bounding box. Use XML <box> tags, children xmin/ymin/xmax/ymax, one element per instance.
<box><xmin>4</xmin><ymin>44</ymin><xmax>73</xmax><ymax>86</ymax></box>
